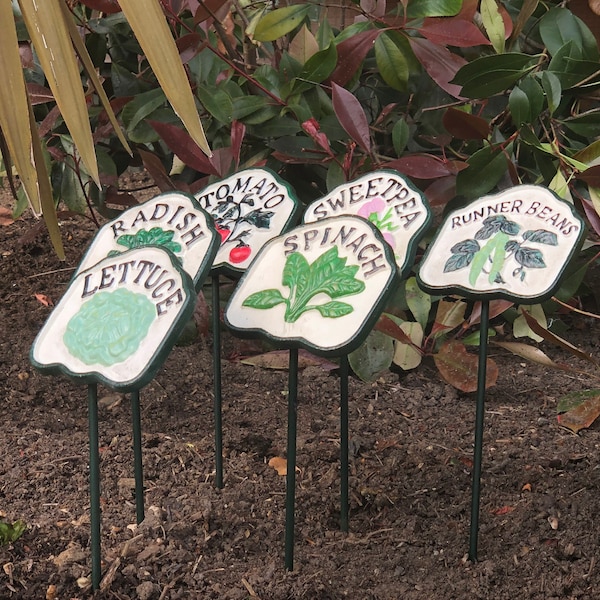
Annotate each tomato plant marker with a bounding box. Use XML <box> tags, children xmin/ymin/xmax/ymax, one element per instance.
<box><xmin>196</xmin><ymin>168</ymin><xmax>300</xmax><ymax>488</ymax></box>
<box><xmin>225</xmin><ymin>215</ymin><xmax>398</xmax><ymax>569</ymax></box>
<box><xmin>30</xmin><ymin>246</ymin><xmax>202</xmax><ymax>589</ymax></box>
<box><xmin>417</xmin><ymin>185</ymin><xmax>585</xmax><ymax>561</ymax></box>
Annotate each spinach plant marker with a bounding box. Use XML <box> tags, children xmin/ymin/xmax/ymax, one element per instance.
<box><xmin>303</xmin><ymin>169</ymin><xmax>432</xmax><ymax>532</ymax></box>
<box><xmin>417</xmin><ymin>185</ymin><xmax>585</xmax><ymax>561</ymax></box>
<box><xmin>73</xmin><ymin>191</ymin><xmax>219</xmax><ymax>501</ymax></box>
<box><xmin>225</xmin><ymin>215</ymin><xmax>398</xmax><ymax>570</ymax></box>
<box><xmin>195</xmin><ymin>168</ymin><xmax>300</xmax><ymax>488</ymax></box>
<box><xmin>30</xmin><ymin>246</ymin><xmax>198</xmax><ymax>590</ymax></box>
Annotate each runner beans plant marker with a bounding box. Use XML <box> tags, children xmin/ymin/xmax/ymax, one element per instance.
<box><xmin>417</xmin><ymin>184</ymin><xmax>586</xmax><ymax>562</ymax></box>
<box><xmin>195</xmin><ymin>168</ymin><xmax>300</xmax><ymax>487</ymax></box>
<box><xmin>226</xmin><ymin>215</ymin><xmax>399</xmax><ymax>569</ymax></box>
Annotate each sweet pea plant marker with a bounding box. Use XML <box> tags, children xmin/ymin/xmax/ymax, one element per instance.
<box><xmin>417</xmin><ymin>184</ymin><xmax>585</xmax><ymax>561</ymax></box>
<box><xmin>225</xmin><ymin>215</ymin><xmax>398</xmax><ymax>569</ymax></box>
<box><xmin>303</xmin><ymin>169</ymin><xmax>431</xmax><ymax>272</ymax></box>
<box><xmin>195</xmin><ymin>168</ymin><xmax>300</xmax><ymax>487</ymax></box>
<box><xmin>31</xmin><ymin>246</ymin><xmax>197</xmax><ymax>590</ymax></box>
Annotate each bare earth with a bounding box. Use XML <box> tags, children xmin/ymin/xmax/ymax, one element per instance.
<box><xmin>1</xmin><ymin>177</ymin><xmax>600</xmax><ymax>599</ymax></box>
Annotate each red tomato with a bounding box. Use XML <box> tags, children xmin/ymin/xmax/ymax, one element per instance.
<box><xmin>229</xmin><ymin>245</ymin><xmax>252</xmax><ymax>264</ymax></box>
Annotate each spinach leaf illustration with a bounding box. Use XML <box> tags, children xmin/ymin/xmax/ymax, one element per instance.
<box><xmin>242</xmin><ymin>247</ymin><xmax>365</xmax><ymax>323</ymax></box>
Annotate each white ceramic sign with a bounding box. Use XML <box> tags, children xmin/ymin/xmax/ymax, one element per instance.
<box><xmin>195</xmin><ymin>168</ymin><xmax>300</xmax><ymax>275</ymax></box>
<box><xmin>31</xmin><ymin>247</ymin><xmax>196</xmax><ymax>391</ymax></box>
<box><xmin>417</xmin><ymin>185</ymin><xmax>585</xmax><ymax>301</ymax></box>
<box><xmin>77</xmin><ymin>192</ymin><xmax>219</xmax><ymax>290</ymax></box>
<box><xmin>303</xmin><ymin>170</ymin><xmax>431</xmax><ymax>274</ymax></box>
<box><xmin>225</xmin><ymin>216</ymin><xmax>398</xmax><ymax>355</ymax></box>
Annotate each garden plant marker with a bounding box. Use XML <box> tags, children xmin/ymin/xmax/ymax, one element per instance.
<box><xmin>302</xmin><ymin>169</ymin><xmax>432</xmax><ymax>272</ymax></box>
<box><xmin>72</xmin><ymin>190</ymin><xmax>219</xmax><ymax>502</ymax></box>
<box><xmin>225</xmin><ymin>215</ymin><xmax>398</xmax><ymax>569</ymax></box>
<box><xmin>303</xmin><ymin>169</ymin><xmax>432</xmax><ymax>532</ymax></box>
<box><xmin>30</xmin><ymin>246</ymin><xmax>200</xmax><ymax>590</ymax></box>
<box><xmin>417</xmin><ymin>184</ymin><xmax>585</xmax><ymax>561</ymax></box>
<box><xmin>195</xmin><ymin>168</ymin><xmax>300</xmax><ymax>487</ymax></box>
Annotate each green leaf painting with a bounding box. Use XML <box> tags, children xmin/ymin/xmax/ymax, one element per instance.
<box><xmin>242</xmin><ymin>247</ymin><xmax>365</xmax><ymax>323</ymax></box>
<box><xmin>444</xmin><ymin>216</ymin><xmax>558</xmax><ymax>285</ymax></box>
<box><xmin>116</xmin><ymin>227</ymin><xmax>182</xmax><ymax>254</ymax></box>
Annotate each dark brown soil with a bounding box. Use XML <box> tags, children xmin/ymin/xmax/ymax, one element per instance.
<box><xmin>2</xmin><ymin>177</ymin><xmax>600</xmax><ymax>600</ymax></box>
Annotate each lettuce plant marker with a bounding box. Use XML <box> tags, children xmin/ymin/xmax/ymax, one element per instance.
<box><xmin>30</xmin><ymin>246</ymin><xmax>197</xmax><ymax>590</ymax></box>
<box><xmin>224</xmin><ymin>215</ymin><xmax>398</xmax><ymax>570</ymax></box>
<box><xmin>73</xmin><ymin>190</ymin><xmax>219</xmax><ymax>504</ymax></box>
<box><xmin>302</xmin><ymin>169</ymin><xmax>432</xmax><ymax>272</ymax></box>
<box><xmin>417</xmin><ymin>185</ymin><xmax>585</xmax><ymax>562</ymax></box>
<box><xmin>195</xmin><ymin>168</ymin><xmax>300</xmax><ymax>488</ymax></box>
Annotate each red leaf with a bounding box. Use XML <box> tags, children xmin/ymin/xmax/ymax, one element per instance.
<box><xmin>374</xmin><ymin>314</ymin><xmax>415</xmax><ymax>346</ymax></box>
<box><xmin>491</xmin><ymin>505</ymin><xmax>515</xmax><ymax>516</ymax></box>
<box><xmin>576</xmin><ymin>164</ymin><xmax>600</xmax><ymax>187</ymax></box>
<box><xmin>419</xmin><ymin>18</ymin><xmax>491</xmax><ymax>48</ymax></box>
<box><xmin>558</xmin><ymin>394</ymin><xmax>600</xmax><ymax>433</ymax></box>
<box><xmin>443</xmin><ymin>107</ymin><xmax>490</xmax><ymax>140</ymax></box>
<box><xmin>434</xmin><ymin>340</ymin><xmax>498</xmax><ymax>393</ymax></box>
<box><xmin>408</xmin><ymin>37</ymin><xmax>467</xmax><ymax>100</ymax></box>
<box><xmin>383</xmin><ymin>154</ymin><xmax>458</xmax><ymax>179</ymax></box>
<box><xmin>0</xmin><ymin>207</ymin><xmax>15</xmax><ymax>226</ymax></box>
<box><xmin>424</xmin><ymin>175</ymin><xmax>456</xmax><ymax>207</ymax></box>
<box><xmin>34</xmin><ymin>294</ymin><xmax>53</xmax><ymax>307</ymax></box>
<box><xmin>138</xmin><ymin>149</ymin><xmax>177</xmax><ymax>193</ymax></box>
<box><xmin>302</xmin><ymin>118</ymin><xmax>332</xmax><ymax>154</ymax></box>
<box><xmin>25</xmin><ymin>83</ymin><xmax>54</xmax><ymax>105</ymax></box>
<box><xmin>176</xmin><ymin>33</ymin><xmax>206</xmax><ymax>64</ymax></box>
<box><xmin>581</xmin><ymin>198</ymin><xmax>600</xmax><ymax>238</ymax></box>
<box><xmin>148</xmin><ymin>120</ymin><xmax>222</xmax><ymax>176</ymax></box>
<box><xmin>328</xmin><ymin>29</ymin><xmax>381</xmax><ymax>87</ymax></box>
<box><xmin>78</xmin><ymin>0</ymin><xmax>121</xmax><ymax>13</ymax></box>
<box><xmin>331</xmin><ymin>83</ymin><xmax>371</xmax><ymax>153</ymax></box>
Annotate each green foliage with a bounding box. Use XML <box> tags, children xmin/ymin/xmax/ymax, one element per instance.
<box><xmin>4</xmin><ymin>0</ymin><xmax>600</xmax><ymax>388</ymax></box>
<box><xmin>0</xmin><ymin>519</ymin><xmax>26</xmax><ymax>545</ymax></box>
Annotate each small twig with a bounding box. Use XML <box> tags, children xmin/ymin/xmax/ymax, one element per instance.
<box><xmin>241</xmin><ymin>578</ymin><xmax>261</xmax><ymax>598</ymax></box>
<box><xmin>27</xmin><ymin>266</ymin><xmax>76</xmax><ymax>279</ymax></box>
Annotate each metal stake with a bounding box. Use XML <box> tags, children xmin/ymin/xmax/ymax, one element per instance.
<box><xmin>468</xmin><ymin>299</ymin><xmax>490</xmax><ymax>562</ymax></box>
<box><xmin>130</xmin><ymin>390</ymin><xmax>145</xmax><ymax>524</ymax></box>
<box><xmin>284</xmin><ymin>348</ymin><xmax>299</xmax><ymax>571</ymax></box>
<box><xmin>212</xmin><ymin>273</ymin><xmax>224</xmax><ymax>488</ymax></box>
<box><xmin>88</xmin><ymin>384</ymin><xmax>101</xmax><ymax>590</ymax></box>
<box><xmin>340</xmin><ymin>355</ymin><xmax>349</xmax><ymax>532</ymax></box>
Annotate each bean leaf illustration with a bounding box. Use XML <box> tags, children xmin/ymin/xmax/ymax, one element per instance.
<box><xmin>242</xmin><ymin>246</ymin><xmax>365</xmax><ymax>323</ymax></box>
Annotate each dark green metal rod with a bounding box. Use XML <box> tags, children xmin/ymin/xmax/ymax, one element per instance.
<box><xmin>212</xmin><ymin>273</ymin><xmax>224</xmax><ymax>489</ymax></box>
<box><xmin>340</xmin><ymin>355</ymin><xmax>349</xmax><ymax>533</ymax></box>
<box><xmin>468</xmin><ymin>299</ymin><xmax>490</xmax><ymax>563</ymax></box>
<box><xmin>284</xmin><ymin>347</ymin><xmax>299</xmax><ymax>571</ymax></box>
<box><xmin>88</xmin><ymin>384</ymin><xmax>101</xmax><ymax>590</ymax></box>
<box><xmin>130</xmin><ymin>390</ymin><xmax>145</xmax><ymax>525</ymax></box>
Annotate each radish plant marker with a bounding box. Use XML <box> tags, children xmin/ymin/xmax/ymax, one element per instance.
<box><xmin>30</xmin><ymin>246</ymin><xmax>198</xmax><ymax>590</ymax></box>
<box><xmin>417</xmin><ymin>185</ymin><xmax>585</xmax><ymax>561</ymax></box>
<box><xmin>224</xmin><ymin>215</ymin><xmax>398</xmax><ymax>570</ymax></box>
<box><xmin>76</xmin><ymin>191</ymin><xmax>220</xmax><ymax>291</ymax></box>
<box><xmin>303</xmin><ymin>170</ymin><xmax>431</xmax><ymax>532</ymax></box>
<box><xmin>195</xmin><ymin>168</ymin><xmax>300</xmax><ymax>488</ymax></box>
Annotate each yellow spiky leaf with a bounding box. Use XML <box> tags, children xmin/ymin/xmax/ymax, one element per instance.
<box><xmin>18</xmin><ymin>0</ymin><xmax>100</xmax><ymax>186</ymax></box>
<box><xmin>0</xmin><ymin>0</ymin><xmax>41</xmax><ymax>214</ymax></box>
<box><xmin>118</xmin><ymin>0</ymin><xmax>211</xmax><ymax>157</ymax></box>
<box><xmin>58</xmin><ymin>1</ymin><xmax>132</xmax><ymax>157</ymax></box>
